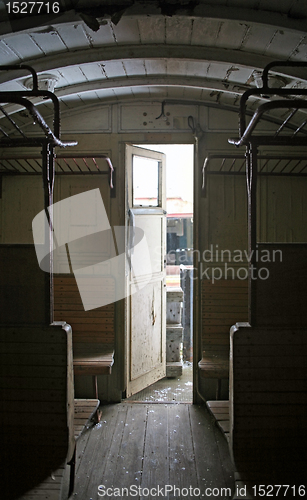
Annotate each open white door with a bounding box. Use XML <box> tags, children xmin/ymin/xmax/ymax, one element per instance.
<box><xmin>126</xmin><ymin>144</ymin><xmax>166</xmax><ymax>397</ymax></box>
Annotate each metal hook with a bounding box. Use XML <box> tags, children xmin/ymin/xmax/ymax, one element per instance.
<box><xmin>156</xmin><ymin>101</ymin><xmax>167</xmax><ymax>120</ymax></box>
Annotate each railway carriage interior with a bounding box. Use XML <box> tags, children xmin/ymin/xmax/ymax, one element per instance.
<box><xmin>1</xmin><ymin>1</ymin><xmax>307</xmax><ymax>498</ymax></box>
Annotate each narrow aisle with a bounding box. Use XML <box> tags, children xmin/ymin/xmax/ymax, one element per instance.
<box><xmin>72</xmin><ymin>403</ymin><xmax>235</xmax><ymax>499</ymax></box>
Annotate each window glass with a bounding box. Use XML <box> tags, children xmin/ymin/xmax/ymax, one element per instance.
<box><xmin>132</xmin><ymin>155</ymin><xmax>159</xmax><ymax>206</ymax></box>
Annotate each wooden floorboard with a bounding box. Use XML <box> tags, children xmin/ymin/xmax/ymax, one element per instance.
<box><xmin>72</xmin><ymin>403</ymin><xmax>235</xmax><ymax>499</ymax></box>
<box><xmin>169</xmin><ymin>405</ymin><xmax>199</xmax><ymax>496</ymax></box>
<box><xmin>111</xmin><ymin>404</ymin><xmax>148</xmax><ymax>491</ymax></box>
<box><xmin>74</xmin><ymin>404</ymin><xmax>127</xmax><ymax>499</ymax></box>
<box><xmin>141</xmin><ymin>404</ymin><xmax>170</xmax><ymax>490</ymax></box>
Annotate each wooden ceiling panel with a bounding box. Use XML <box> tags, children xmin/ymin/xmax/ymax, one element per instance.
<box><xmin>165</xmin><ymin>17</ymin><xmax>193</xmax><ymax>45</ymax></box>
<box><xmin>0</xmin><ymin>40</ymin><xmax>21</xmax><ymax>64</ymax></box>
<box><xmin>78</xmin><ymin>63</ymin><xmax>105</xmax><ymax>81</ymax></box>
<box><xmin>60</xmin><ymin>94</ymin><xmax>84</xmax><ymax>109</ymax></box>
<box><xmin>191</xmin><ymin>18</ymin><xmax>223</xmax><ymax>46</ymax></box>
<box><xmin>123</xmin><ymin>59</ymin><xmax>147</xmax><ymax>77</ymax></box>
<box><xmin>263</xmin><ymin>30</ymin><xmax>306</xmax><ymax>59</ymax></box>
<box><xmin>103</xmin><ymin>60</ymin><xmax>127</xmax><ymax>79</ymax></box>
<box><xmin>166</xmin><ymin>59</ymin><xmax>189</xmax><ymax>76</ymax></box>
<box><xmin>59</xmin><ymin>66</ymin><xmax>87</xmax><ymax>86</ymax></box>
<box><xmin>290</xmin><ymin>40</ymin><xmax>307</xmax><ymax>61</ymax></box>
<box><xmin>223</xmin><ymin>66</ymin><xmax>254</xmax><ymax>85</ymax></box>
<box><xmin>83</xmin><ymin>22</ymin><xmax>115</xmax><ymax>47</ymax></box>
<box><xmin>2</xmin><ymin>34</ymin><xmax>44</xmax><ymax>60</ymax></box>
<box><xmin>94</xmin><ymin>88</ymin><xmax>116</xmax><ymax>100</ymax></box>
<box><xmin>29</xmin><ymin>31</ymin><xmax>67</xmax><ymax>55</ymax></box>
<box><xmin>206</xmin><ymin>62</ymin><xmax>233</xmax><ymax>81</ymax></box>
<box><xmin>113</xmin><ymin>86</ymin><xmax>134</xmax><ymax>98</ymax></box>
<box><xmin>240</xmin><ymin>24</ymin><xmax>280</xmax><ymax>54</ymax></box>
<box><xmin>144</xmin><ymin>59</ymin><xmax>167</xmax><ymax>76</ymax></box>
<box><xmin>215</xmin><ymin>22</ymin><xmax>249</xmax><ymax>50</ymax></box>
<box><xmin>138</xmin><ymin>17</ymin><xmax>166</xmax><ymax>44</ymax></box>
<box><xmin>111</xmin><ymin>17</ymin><xmax>140</xmax><ymax>44</ymax></box>
<box><xmin>185</xmin><ymin>61</ymin><xmax>212</xmax><ymax>78</ymax></box>
<box><xmin>56</xmin><ymin>25</ymin><xmax>91</xmax><ymax>51</ymax></box>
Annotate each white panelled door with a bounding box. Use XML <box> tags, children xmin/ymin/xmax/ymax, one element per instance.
<box><xmin>126</xmin><ymin>145</ymin><xmax>166</xmax><ymax>397</ymax></box>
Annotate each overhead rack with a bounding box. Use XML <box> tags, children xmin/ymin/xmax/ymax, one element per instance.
<box><xmin>0</xmin><ymin>65</ymin><xmax>115</xmax><ymax>190</ymax></box>
<box><xmin>0</xmin><ymin>154</ymin><xmax>115</xmax><ymax>193</ymax></box>
<box><xmin>227</xmin><ymin>60</ymin><xmax>307</xmax><ymax>325</ymax></box>
<box><xmin>202</xmin><ymin>153</ymin><xmax>307</xmax><ymax>195</ymax></box>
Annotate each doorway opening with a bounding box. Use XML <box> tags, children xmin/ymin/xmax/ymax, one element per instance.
<box><xmin>127</xmin><ymin>144</ymin><xmax>194</xmax><ymax>403</ymax></box>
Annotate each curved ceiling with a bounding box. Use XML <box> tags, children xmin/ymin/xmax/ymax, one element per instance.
<box><xmin>0</xmin><ymin>0</ymin><xmax>307</xmax><ymax>129</ymax></box>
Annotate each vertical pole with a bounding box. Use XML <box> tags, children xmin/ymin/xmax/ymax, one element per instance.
<box><xmin>42</xmin><ymin>142</ymin><xmax>55</xmax><ymax>325</ymax></box>
<box><xmin>246</xmin><ymin>141</ymin><xmax>258</xmax><ymax>326</ymax></box>
<box><xmin>48</xmin><ymin>144</ymin><xmax>55</xmax><ymax>324</ymax></box>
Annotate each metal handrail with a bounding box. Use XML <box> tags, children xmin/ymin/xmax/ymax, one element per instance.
<box><xmin>0</xmin><ymin>94</ymin><xmax>77</xmax><ymax>148</ymax></box>
<box><xmin>229</xmin><ymin>99</ymin><xmax>307</xmax><ymax>147</ymax></box>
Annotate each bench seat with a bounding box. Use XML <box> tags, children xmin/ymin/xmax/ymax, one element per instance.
<box><xmin>198</xmin><ymin>351</ymin><xmax>229</xmax><ymax>378</ymax></box>
<box><xmin>198</xmin><ymin>350</ymin><xmax>229</xmax><ymax>399</ymax></box>
<box><xmin>74</xmin><ymin>399</ymin><xmax>101</xmax><ymax>439</ymax></box>
<box><xmin>73</xmin><ymin>344</ymin><xmax>114</xmax><ymax>376</ymax></box>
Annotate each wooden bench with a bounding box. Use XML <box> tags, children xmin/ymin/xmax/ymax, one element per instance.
<box><xmin>198</xmin><ymin>350</ymin><xmax>230</xmax><ymax>399</ymax></box>
<box><xmin>230</xmin><ymin>324</ymin><xmax>307</xmax><ymax>490</ymax></box>
<box><xmin>0</xmin><ymin>323</ymin><xmax>75</xmax><ymax>500</ymax></box>
<box><xmin>54</xmin><ymin>275</ymin><xmax>115</xmax><ymax>409</ymax></box>
<box><xmin>199</xmin><ymin>279</ymin><xmax>248</xmax><ymax>399</ymax></box>
<box><xmin>206</xmin><ymin>400</ymin><xmax>230</xmax><ymax>441</ymax></box>
<box><xmin>0</xmin><ymin>322</ymin><xmax>108</xmax><ymax>499</ymax></box>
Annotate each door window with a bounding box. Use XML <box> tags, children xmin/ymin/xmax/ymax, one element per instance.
<box><xmin>132</xmin><ymin>155</ymin><xmax>161</xmax><ymax>207</ymax></box>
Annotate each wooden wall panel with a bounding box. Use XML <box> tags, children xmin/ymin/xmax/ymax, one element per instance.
<box><xmin>201</xmin><ymin>279</ymin><xmax>248</xmax><ymax>355</ymax></box>
<box><xmin>206</xmin><ymin>174</ymin><xmax>248</xmax><ymax>252</ymax></box>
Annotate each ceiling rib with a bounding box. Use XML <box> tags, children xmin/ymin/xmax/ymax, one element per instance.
<box><xmin>1</xmin><ymin>45</ymin><xmax>306</xmax><ymax>87</ymax></box>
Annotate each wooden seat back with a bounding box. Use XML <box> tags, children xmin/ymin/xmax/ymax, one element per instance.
<box><xmin>199</xmin><ymin>279</ymin><xmax>248</xmax><ymax>398</ymax></box>
<box><xmin>0</xmin><ymin>323</ymin><xmax>74</xmax><ymax>499</ymax></box>
<box><xmin>201</xmin><ymin>279</ymin><xmax>248</xmax><ymax>356</ymax></box>
<box><xmin>54</xmin><ymin>275</ymin><xmax>115</xmax><ymax>375</ymax></box>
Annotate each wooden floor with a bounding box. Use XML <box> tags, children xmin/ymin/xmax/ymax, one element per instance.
<box><xmin>70</xmin><ymin>402</ymin><xmax>235</xmax><ymax>499</ymax></box>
